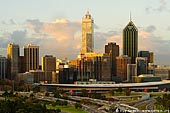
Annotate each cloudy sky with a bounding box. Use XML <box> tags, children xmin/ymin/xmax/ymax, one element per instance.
<box><xmin>0</xmin><ymin>0</ymin><xmax>170</xmax><ymax>65</ymax></box>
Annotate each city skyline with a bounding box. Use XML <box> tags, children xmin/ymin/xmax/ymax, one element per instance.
<box><xmin>0</xmin><ymin>0</ymin><xmax>170</xmax><ymax>65</ymax></box>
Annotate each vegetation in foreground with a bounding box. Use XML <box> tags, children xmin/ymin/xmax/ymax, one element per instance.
<box><xmin>155</xmin><ymin>93</ymin><xmax>170</xmax><ymax>111</ymax></box>
<box><xmin>47</xmin><ymin>104</ymin><xmax>87</xmax><ymax>113</ymax></box>
<box><xmin>0</xmin><ymin>92</ymin><xmax>60</xmax><ymax>113</ymax></box>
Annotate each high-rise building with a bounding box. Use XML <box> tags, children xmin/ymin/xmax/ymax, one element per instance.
<box><xmin>42</xmin><ymin>55</ymin><xmax>56</xmax><ymax>72</ymax></box>
<box><xmin>136</xmin><ymin>57</ymin><xmax>147</xmax><ymax>75</ymax></box>
<box><xmin>24</xmin><ymin>44</ymin><xmax>39</xmax><ymax>72</ymax></box>
<box><xmin>7</xmin><ymin>43</ymin><xmax>19</xmax><ymax>79</ymax></box>
<box><xmin>81</xmin><ymin>11</ymin><xmax>94</xmax><ymax>54</ymax></box>
<box><xmin>123</xmin><ymin>17</ymin><xmax>138</xmax><ymax>64</ymax></box>
<box><xmin>42</xmin><ymin>55</ymin><xmax>56</xmax><ymax>83</ymax></box>
<box><xmin>116</xmin><ymin>55</ymin><xmax>131</xmax><ymax>81</ymax></box>
<box><xmin>0</xmin><ymin>56</ymin><xmax>7</xmax><ymax>79</ymax></box>
<box><xmin>105</xmin><ymin>42</ymin><xmax>119</xmax><ymax>76</ymax></box>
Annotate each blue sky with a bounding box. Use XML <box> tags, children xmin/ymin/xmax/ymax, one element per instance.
<box><xmin>0</xmin><ymin>0</ymin><xmax>170</xmax><ymax>65</ymax></box>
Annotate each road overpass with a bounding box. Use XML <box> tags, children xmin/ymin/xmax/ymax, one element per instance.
<box><xmin>39</xmin><ymin>80</ymin><xmax>170</xmax><ymax>92</ymax></box>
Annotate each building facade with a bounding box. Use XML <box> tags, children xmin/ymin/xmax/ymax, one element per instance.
<box><xmin>18</xmin><ymin>56</ymin><xmax>25</xmax><ymax>73</ymax></box>
<box><xmin>7</xmin><ymin>43</ymin><xmax>19</xmax><ymax>79</ymax></box>
<box><xmin>42</xmin><ymin>55</ymin><xmax>56</xmax><ymax>72</ymax></box>
<box><xmin>136</xmin><ymin>57</ymin><xmax>147</xmax><ymax>75</ymax></box>
<box><xmin>94</xmin><ymin>54</ymin><xmax>111</xmax><ymax>81</ymax></box>
<box><xmin>149</xmin><ymin>52</ymin><xmax>154</xmax><ymax>63</ymax></box>
<box><xmin>24</xmin><ymin>44</ymin><xmax>39</xmax><ymax>72</ymax></box>
<box><xmin>127</xmin><ymin>64</ymin><xmax>137</xmax><ymax>82</ymax></box>
<box><xmin>116</xmin><ymin>56</ymin><xmax>131</xmax><ymax>81</ymax></box>
<box><xmin>81</xmin><ymin>11</ymin><xmax>94</xmax><ymax>54</ymax></box>
<box><xmin>0</xmin><ymin>56</ymin><xmax>7</xmax><ymax>79</ymax></box>
<box><xmin>105</xmin><ymin>42</ymin><xmax>119</xmax><ymax>76</ymax></box>
<box><xmin>123</xmin><ymin>18</ymin><xmax>138</xmax><ymax>64</ymax></box>
<box><xmin>77</xmin><ymin>53</ymin><xmax>103</xmax><ymax>81</ymax></box>
<box><xmin>138</xmin><ymin>51</ymin><xmax>149</xmax><ymax>62</ymax></box>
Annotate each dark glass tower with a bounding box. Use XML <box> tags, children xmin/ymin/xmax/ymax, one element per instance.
<box><xmin>123</xmin><ymin>18</ymin><xmax>138</xmax><ymax>64</ymax></box>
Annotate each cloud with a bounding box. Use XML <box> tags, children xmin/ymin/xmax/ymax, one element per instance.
<box><xmin>0</xmin><ymin>18</ymin><xmax>170</xmax><ymax>65</ymax></box>
<box><xmin>145</xmin><ymin>25</ymin><xmax>156</xmax><ymax>32</ymax></box>
<box><xmin>10</xmin><ymin>19</ymin><xmax>16</xmax><ymax>25</ymax></box>
<box><xmin>0</xmin><ymin>18</ymin><xmax>82</xmax><ymax>60</ymax></box>
<box><xmin>167</xmin><ymin>26</ymin><xmax>170</xmax><ymax>31</ymax></box>
<box><xmin>26</xmin><ymin>18</ymin><xmax>82</xmax><ymax>59</ymax></box>
<box><xmin>1</xmin><ymin>20</ymin><xmax>7</xmax><ymax>25</ymax></box>
<box><xmin>145</xmin><ymin>0</ymin><xmax>170</xmax><ymax>13</ymax></box>
<box><xmin>0</xmin><ymin>19</ymin><xmax>17</xmax><ymax>25</ymax></box>
<box><xmin>26</xmin><ymin>19</ymin><xmax>43</xmax><ymax>33</ymax></box>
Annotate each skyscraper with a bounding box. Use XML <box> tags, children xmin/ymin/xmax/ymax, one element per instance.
<box><xmin>42</xmin><ymin>55</ymin><xmax>56</xmax><ymax>72</ymax></box>
<box><xmin>24</xmin><ymin>44</ymin><xmax>39</xmax><ymax>72</ymax></box>
<box><xmin>81</xmin><ymin>11</ymin><xmax>94</xmax><ymax>54</ymax></box>
<box><xmin>123</xmin><ymin>16</ymin><xmax>138</xmax><ymax>64</ymax></box>
<box><xmin>105</xmin><ymin>42</ymin><xmax>119</xmax><ymax>76</ymax></box>
<box><xmin>7</xmin><ymin>43</ymin><xmax>19</xmax><ymax>79</ymax></box>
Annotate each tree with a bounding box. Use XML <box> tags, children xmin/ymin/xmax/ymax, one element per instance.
<box><xmin>155</xmin><ymin>93</ymin><xmax>170</xmax><ymax>110</ymax></box>
<box><xmin>117</xmin><ymin>88</ymin><xmax>123</xmax><ymax>93</ymax></box>
<box><xmin>80</xmin><ymin>89</ymin><xmax>88</xmax><ymax>97</ymax></box>
<box><xmin>32</xmin><ymin>86</ymin><xmax>40</xmax><ymax>93</ymax></box>
<box><xmin>53</xmin><ymin>91</ymin><xmax>61</xmax><ymax>98</ymax></box>
<box><xmin>124</xmin><ymin>88</ymin><xmax>131</xmax><ymax>96</ymax></box>
<box><xmin>109</xmin><ymin>89</ymin><xmax>115</xmax><ymax>96</ymax></box>
<box><xmin>45</xmin><ymin>92</ymin><xmax>49</xmax><ymax>96</ymax></box>
<box><xmin>74</xmin><ymin>102</ymin><xmax>82</xmax><ymax>109</ymax></box>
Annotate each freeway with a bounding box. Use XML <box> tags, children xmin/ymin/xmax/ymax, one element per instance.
<box><xmin>68</xmin><ymin>95</ymin><xmax>139</xmax><ymax>113</ymax></box>
<box><xmin>133</xmin><ymin>96</ymin><xmax>157</xmax><ymax>108</ymax></box>
<box><xmin>36</xmin><ymin>95</ymin><xmax>106</xmax><ymax>113</ymax></box>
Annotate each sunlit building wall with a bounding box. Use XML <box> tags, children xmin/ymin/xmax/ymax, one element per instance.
<box><xmin>81</xmin><ymin>11</ymin><xmax>94</xmax><ymax>54</ymax></box>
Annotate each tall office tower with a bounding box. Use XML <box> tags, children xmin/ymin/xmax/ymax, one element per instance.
<box><xmin>0</xmin><ymin>56</ymin><xmax>7</xmax><ymax>79</ymax></box>
<box><xmin>105</xmin><ymin>42</ymin><xmax>119</xmax><ymax>76</ymax></box>
<box><xmin>123</xmin><ymin>17</ymin><xmax>138</xmax><ymax>64</ymax></box>
<box><xmin>42</xmin><ymin>55</ymin><xmax>56</xmax><ymax>72</ymax></box>
<box><xmin>116</xmin><ymin>55</ymin><xmax>131</xmax><ymax>81</ymax></box>
<box><xmin>24</xmin><ymin>44</ymin><xmax>39</xmax><ymax>72</ymax></box>
<box><xmin>7</xmin><ymin>43</ymin><xmax>19</xmax><ymax>79</ymax></box>
<box><xmin>81</xmin><ymin>11</ymin><xmax>94</xmax><ymax>54</ymax></box>
<box><xmin>136</xmin><ymin>57</ymin><xmax>147</xmax><ymax>75</ymax></box>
